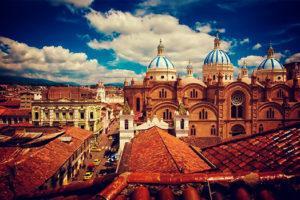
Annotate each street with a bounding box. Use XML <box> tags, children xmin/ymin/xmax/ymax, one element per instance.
<box><xmin>75</xmin><ymin>119</ymin><xmax>119</xmax><ymax>181</ymax></box>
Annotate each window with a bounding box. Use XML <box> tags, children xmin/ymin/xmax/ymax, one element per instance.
<box><xmin>161</xmin><ymin>75</ymin><xmax>165</xmax><ymax>79</ymax></box>
<box><xmin>150</xmin><ymin>76</ymin><xmax>153</xmax><ymax>79</ymax></box>
<box><xmin>191</xmin><ymin>125</ymin><xmax>196</xmax><ymax>136</ymax></box>
<box><xmin>199</xmin><ymin>109</ymin><xmax>208</xmax><ymax>119</ymax></box>
<box><xmin>213</xmin><ymin>75</ymin><xmax>216</xmax><ymax>80</ymax></box>
<box><xmin>259</xmin><ymin>124</ymin><xmax>264</xmax><ymax>133</ymax></box>
<box><xmin>180</xmin><ymin>119</ymin><xmax>184</xmax><ymax>129</ymax></box>
<box><xmin>277</xmin><ymin>89</ymin><xmax>284</xmax><ymax>98</ymax></box>
<box><xmin>80</xmin><ymin>112</ymin><xmax>85</xmax><ymax>119</ymax></box>
<box><xmin>278</xmin><ymin>76</ymin><xmax>281</xmax><ymax>80</ymax></box>
<box><xmin>211</xmin><ymin>125</ymin><xmax>217</xmax><ymax>135</ymax></box>
<box><xmin>231</xmin><ymin>91</ymin><xmax>245</xmax><ymax>118</ymax></box>
<box><xmin>69</xmin><ymin>112</ymin><xmax>73</xmax><ymax>119</ymax></box>
<box><xmin>231</xmin><ymin>124</ymin><xmax>245</xmax><ymax>136</ymax></box>
<box><xmin>90</xmin><ymin>112</ymin><xmax>94</xmax><ymax>119</ymax></box>
<box><xmin>159</xmin><ymin>89</ymin><xmax>167</xmax><ymax>98</ymax></box>
<box><xmin>80</xmin><ymin>125</ymin><xmax>85</xmax><ymax>129</ymax></box>
<box><xmin>62</xmin><ymin>112</ymin><xmax>66</xmax><ymax>119</ymax></box>
<box><xmin>171</xmin><ymin>76</ymin><xmax>174</xmax><ymax>79</ymax></box>
<box><xmin>163</xmin><ymin>109</ymin><xmax>172</xmax><ymax>120</ymax></box>
<box><xmin>136</xmin><ymin>97</ymin><xmax>141</xmax><ymax>112</ymax></box>
<box><xmin>225</xmin><ymin>75</ymin><xmax>228</xmax><ymax>80</ymax></box>
<box><xmin>266</xmin><ymin>108</ymin><xmax>275</xmax><ymax>119</ymax></box>
<box><xmin>35</xmin><ymin>112</ymin><xmax>39</xmax><ymax>120</ymax></box>
<box><xmin>190</xmin><ymin>89</ymin><xmax>198</xmax><ymax>98</ymax></box>
<box><xmin>56</xmin><ymin>112</ymin><xmax>59</xmax><ymax>120</ymax></box>
<box><xmin>124</xmin><ymin>119</ymin><xmax>129</xmax><ymax>130</ymax></box>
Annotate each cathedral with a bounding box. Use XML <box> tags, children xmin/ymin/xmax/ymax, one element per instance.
<box><xmin>123</xmin><ymin>36</ymin><xmax>300</xmax><ymax>139</ymax></box>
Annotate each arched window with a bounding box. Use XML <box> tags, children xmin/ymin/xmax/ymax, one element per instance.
<box><xmin>191</xmin><ymin>125</ymin><xmax>196</xmax><ymax>136</ymax></box>
<box><xmin>231</xmin><ymin>124</ymin><xmax>245</xmax><ymax>136</ymax></box>
<box><xmin>259</xmin><ymin>124</ymin><xmax>264</xmax><ymax>133</ymax></box>
<box><xmin>266</xmin><ymin>108</ymin><xmax>275</xmax><ymax>119</ymax></box>
<box><xmin>35</xmin><ymin>112</ymin><xmax>39</xmax><ymax>120</ymax></box>
<box><xmin>163</xmin><ymin>109</ymin><xmax>172</xmax><ymax>120</ymax></box>
<box><xmin>199</xmin><ymin>109</ymin><xmax>208</xmax><ymax>119</ymax></box>
<box><xmin>213</xmin><ymin>75</ymin><xmax>216</xmax><ymax>80</ymax></box>
<box><xmin>277</xmin><ymin>89</ymin><xmax>284</xmax><ymax>98</ymax></box>
<box><xmin>211</xmin><ymin>125</ymin><xmax>217</xmax><ymax>135</ymax></box>
<box><xmin>159</xmin><ymin>89</ymin><xmax>167</xmax><ymax>98</ymax></box>
<box><xmin>225</xmin><ymin>75</ymin><xmax>228</xmax><ymax>80</ymax></box>
<box><xmin>190</xmin><ymin>89</ymin><xmax>198</xmax><ymax>98</ymax></box>
<box><xmin>231</xmin><ymin>91</ymin><xmax>245</xmax><ymax>118</ymax></box>
<box><xmin>180</xmin><ymin>119</ymin><xmax>184</xmax><ymax>129</ymax></box>
<box><xmin>136</xmin><ymin>97</ymin><xmax>141</xmax><ymax>112</ymax></box>
<box><xmin>124</xmin><ymin>119</ymin><xmax>129</xmax><ymax>130</ymax></box>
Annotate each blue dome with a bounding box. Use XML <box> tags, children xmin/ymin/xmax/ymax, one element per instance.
<box><xmin>258</xmin><ymin>58</ymin><xmax>283</xmax><ymax>70</ymax></box>
<box><xmin>148</xmin><ymin>55</ymin><xmax>174</xmax><ymax>69</ymax></box>
<box><xmin>204</xmin><ymin>49</ymin><xmax>231</xmax><ymax>65</ymax></box>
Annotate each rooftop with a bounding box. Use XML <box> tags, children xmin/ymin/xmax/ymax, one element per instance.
<box><xmin>118</xmin><ymin>127</ymin><xmax>211</xmax><ymax>174</ymax></box>
<box><xmin>0</xmin><ymin>126</ymin><xmax>93</xmax><ymax>199</ymax></box>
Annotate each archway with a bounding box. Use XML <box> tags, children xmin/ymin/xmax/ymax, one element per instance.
<box><xmin>231</xmin><ymin>124</ymin><xmax>245</xmax><ymax>136</ymax></box>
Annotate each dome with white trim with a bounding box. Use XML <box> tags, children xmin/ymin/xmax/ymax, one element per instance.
<box><xmin>148</xmin><ymin>39</ymin><xmax>175</xmax><ymax>69</ymax></box>
<box><xmin>204</xmin><ymin>34</ymin><xmax>231</xmax><ymax>65</ymax></box>
<box><xmin>148</xmin><ymin>55</ymin><xmax>174</xmax><ymax>69</ymax></box>
<box><xmin>258</xmin><ymin>44</ymin><xmax>283</xmax><ymax>70</ymax></box>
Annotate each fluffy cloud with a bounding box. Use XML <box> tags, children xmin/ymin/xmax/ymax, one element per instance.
<box><xmin>238</xmin><ymin>53</ymin><xmax>284</xmax><ymax>67</ymax></box>
<box><xmin>285</xmin><ymin>53</ymin><xmax>300</xmax><ymax>63</ymax></box>
<box><xmin>85</xmin><ymin>10</ymin><xmax>231</xmax><ymax>73</ymax></box>
<box><xmin>240</xmin><ymin>38</ymin><xmax>249</xmax><ymax>45</ymax></box>
<box><xmin>252</xmin><ymin>43</ymin><xmax>262</xmax><ymax>50</ymax></box>
<box><xmin>0</xmin><ymin>37</ymin><xmax>141</xmax><ymax>84</ymax></box>
<box><xmin>48</xmin><ymin>0</ymin><xmax>94</xmax><ymax>8</ymax></box>
<box><xmin>195</xmin><ymin>22</ymin><xmax>226</xmax><ymax>34</ymax></box>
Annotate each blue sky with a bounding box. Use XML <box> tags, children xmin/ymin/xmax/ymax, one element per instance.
<box><xmin>0</xmin><ymin>0</ymin><xmax>299</xmax><ymax>84</ymax></box>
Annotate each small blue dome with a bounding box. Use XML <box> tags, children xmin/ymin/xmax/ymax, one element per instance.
<box><xmin>148</xmin><ymin>55</ymin><xmax>174</xmax><ymax>69</ymax></box>
<box><xmin>204</xmin><ymin>49</ymin><xmax>231</xmax><ymax>65</ymax></box>
<box><xmin>258</xmin><ymin>58</ymin><xmax>283</xmax><ymax>70</ymax></box>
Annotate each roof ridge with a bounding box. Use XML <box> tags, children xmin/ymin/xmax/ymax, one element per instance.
<box><xmin>202</xmin><ymin>123</ymin><xmax>300</xmax><ymax>150</ymax></box>
<box><xmin>153</xmin><ymin>127</ymin><xmax>182</xmax><ymax>173</ymax></box>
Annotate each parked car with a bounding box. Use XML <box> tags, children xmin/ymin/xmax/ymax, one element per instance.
<box><xmin>83</xmin><ymin>171</ymin><xmax>93</xmax><ymax>180</ymax></box>
<box><xmin>98</xmin><ymin>168</ymin><xmax>116</xmax><ymax>175</ymax></box>
<box><xmin>91</xmin><ymin>147</ymin><xmax>101</xmax><ymax>152</ymax></box>
<box><xmin>93</xmin><ymin>159</ymin><xmax>101</xmax><ymax>166</ymax></box>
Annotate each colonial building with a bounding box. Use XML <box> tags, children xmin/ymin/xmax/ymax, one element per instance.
<box><xmin>31</xmin><ymin>87</ymin><xmax>110</xmax><ymax>134</ymax></box>
<box><xmin>124</xmin><ymin>37</ymin><xmax>300</xmax><ymax>139</ymax></box>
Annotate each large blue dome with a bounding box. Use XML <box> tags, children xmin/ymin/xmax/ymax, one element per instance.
<box><xmin>204</xmin><ymin>49</ymin><xmax>231</xmax><ymax>65</ymax></box>
<box><xmin>258</xmin><ymin>58</ymin><xmax>283</xmax><ymax>70</ymax></box>
<box><xmin>148</xmin><ymin>55</ymin><xmax>174</xmax><ymax>69</ymax></box>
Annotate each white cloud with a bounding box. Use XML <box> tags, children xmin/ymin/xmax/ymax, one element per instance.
<box><xmin>238</xmin><ymin>53</ymin><xmax>284</xmax><ymax>67</ymax></box>
<box><xmin>48</xmin><ymin>0</ymin><xmax>94</xmax><ymax>8</ymax></box>
<box><xmin>0</xmin><ymin>37</ymin><xmax>141</xmax><ymax>84</ymax></box>
<box><xmin>240</xmin><ymin>38</ymin><xmax>249</xmax><ymax>45</ymax></box>
<box><xmin>195</xmin><ymin>22</ymin><xmax>226</xmax><ymax>34</ymax></box>
<box><xmin>85</xmin><ymin>10</ymin><xmax>231</xmax><ymax>73</ymax></box>
<box><xmin>252</xmin><ymin>43</ymin><xmax>262</xmax><ymax>50</ymax></box>
<box><xmin>285</xmin><ymin>53</ymin><xmax>300</xmax><ymax>63</ymax></box>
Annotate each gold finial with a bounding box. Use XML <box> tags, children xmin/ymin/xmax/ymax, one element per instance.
<box><xmin>267</xmin><ymin>41</ymin><xmax>274</xmax><ymax>58</ymax></box>
<box><xmin>214</xmin><ymin>33</ymin><xmax>220</xmax><ymax>49</ymax></box>
<box><xmin>157</xmin><ymin>39</ymin><xmax>164</xmax><ymax>55</ymax></box>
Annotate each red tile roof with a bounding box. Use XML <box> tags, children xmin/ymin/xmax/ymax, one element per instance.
<box><xmin>201</xmin><ymin>125</ymin><xmax>300</xmax><ymax>174</ymax></box>
<box><xmin>0</xmin><ymin>108</ymin><xmax>31</xmax><ymax>117</ymax></box>
<box><xmin>0</xmin><ymin>100</ymin><xmax>20</xmax><ymax>108</ymax></box>
<box><xmin>0</xmin><ymin>126</ymin><xmax>93</xmax><ymax>198</ymax></box>
<box><xmin>119</xmin><ymin>127</ymin><xmax>211</xmax><ymax>173</ymax></box>
<box><xmin>45</xmin><ymin>87</ymin><xmax>95</xmax><ymax>100</ymax></box>
<box><xmin>20</xmin><ymin>171</ymin><xmax>298</xmax><ymax>200</ymax></box>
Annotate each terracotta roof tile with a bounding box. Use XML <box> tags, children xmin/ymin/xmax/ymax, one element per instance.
<box><xmin>202</xmin><ymin>125</ymin><xmax>300</xmax><ymax>174</ymax></box>
<box><xmin>121</xmin><ymin>127</ymin><xmax>211</xmax><ymax>174</ymax></box>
